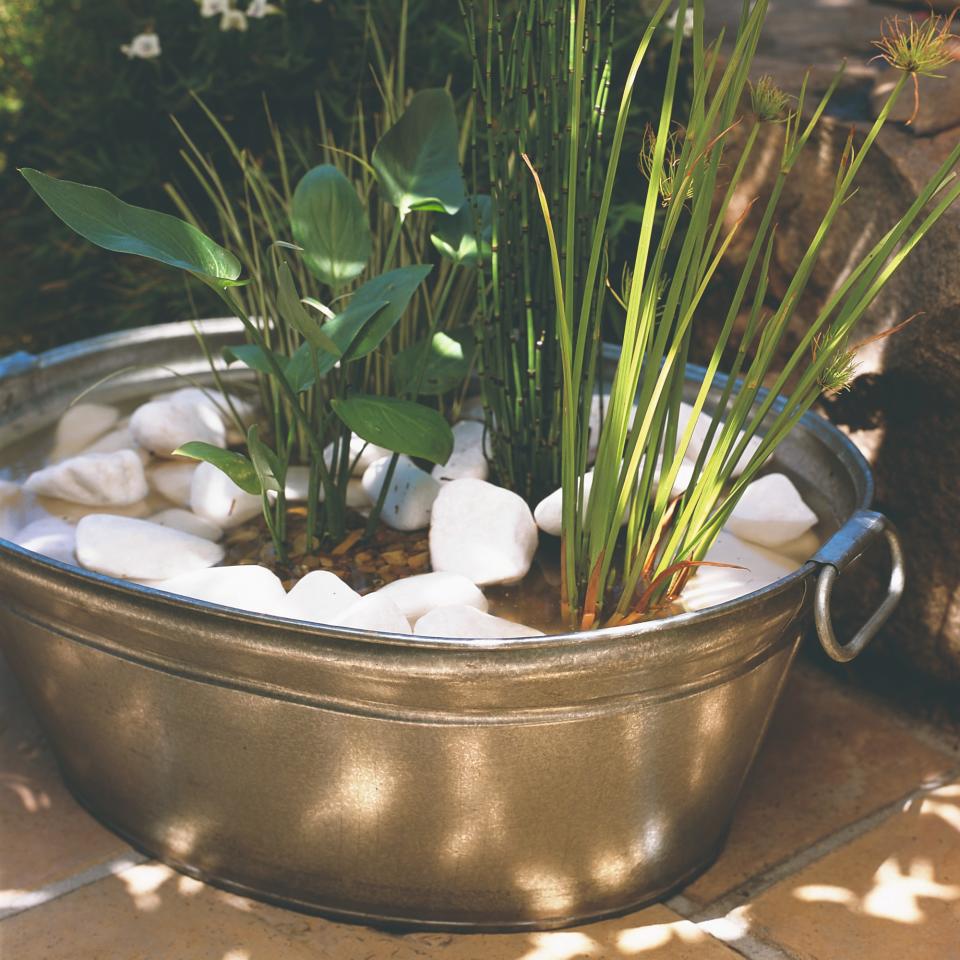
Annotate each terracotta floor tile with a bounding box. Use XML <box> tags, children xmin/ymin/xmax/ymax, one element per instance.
<box><xmin>741</xmin><ymin>780</ymin><xmax>960</xmax><ymax>960</ymax></box>
<box><xmin>684</xmin><ymin>665</ymin><xmax>956</xmax><ymax>906</ymax></box>
<box><xmin>0</xmin><ymin>654</ymin><xmax>131</xmax><ymax>895</ymax></box>
<box><xmin>0</xmin><ymin>865</ymin><xmax>739</xmax><ymax>960</ymax></box>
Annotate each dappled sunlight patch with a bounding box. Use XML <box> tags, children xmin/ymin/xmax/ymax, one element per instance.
<box><xmin>1</xmin><ymin>774</ymin><xmax>51</xmax><ymax>814</ymax></box>
<box><xmin>616</xmin><ymin>916</ymin><xmax>703</xmax><ymax>953</ymax></box>
<box><xmin>518</xmin><ymin>931</ymin><xmax>598</xmax><ymax>960</ymax></box>
<box><xmin>118</xmin><ymin>863</ymin><xmax>172</xmax><ymax>912</ymax></box>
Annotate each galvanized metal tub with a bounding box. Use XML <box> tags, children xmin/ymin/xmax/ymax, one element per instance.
<box><xmin>0</xmin><ymin>320</ymin><xmax>903</xmax><ymax>930</ymax></box>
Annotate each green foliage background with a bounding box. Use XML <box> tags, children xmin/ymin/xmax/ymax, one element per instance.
<box><xmin>0</xmin><ymin>0</ymin><xmax>467</xmax><ymax>352</ymax></box>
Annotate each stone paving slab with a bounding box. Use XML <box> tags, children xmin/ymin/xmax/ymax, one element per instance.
<box><xmin>0</xmin><ymin>654</ymin><xmax>132</xmax><ymax>901</ymax></box>
<box><xmin>740</xmin><ymin>780</ymin><xmax>960</xmax><ymax>960</ymax></box>
<box><xmin>1</xmin><ymin>652</ymin><xmax>958</xmax><ymax>959</ymax></box>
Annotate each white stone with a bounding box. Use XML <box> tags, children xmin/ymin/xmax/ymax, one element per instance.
<box><xmin>432</xmin><ymin>421</ymin><xmax>489</xmax><ymax>482</ymax></box>
<box><xmin>680</xmin><ymin>402</ymin><xmax>764</xmax><ymax>478</ymax></box>
<box><xmin>189</xmin><ymin>461</ymin><xmax>262</xmax><ymax>529</ymax></box>
<box><xmin>414</xmin><ymin>605</ymin><xmax>543</xmax><ymax>640</ymax></box>
<box><xmin>430</xmin><ymin>478</ymin><xmax>538</xmax><ymax>586</ymax></box>
<box><xmin>331</xmin><ymin>593</ymin><xmax>412</xmax><ymax>634</ymax></box>
<box><xmin>49</xmin><ymin>403</ymin><xmax>120</xmax><ymax>461</ymax></box>
<box><xmin>75</xmin><ymin>514</ymin><xmax>224</xmax><ymax>580</ymax></box>
<box><xmin>284</xmin><ymin>465</ymin><xmax>311</xmax><ymax>502</ymax></box>
<box><xmin>324</xmin><ymin>433</ymin><xmax>392</xmax><ymax>477</ymax></box>
<box><xmin>374</xmin><ymin>572</ymin><xmax>488</xmax><ymax>624</ymax></box>
<box><xmin>11</xmin><ymin>517</ymin><xmax>77</xmax><ymax>564</ymax></box>
<box><xmin>361</xmin><ymin>455</ymin><xmax>440</xmax><ymax>532</ymax></box>
<box><xmin>653</xmin><ymin>454</ymin><xmax>696</xmax><ymax>499</ymax></box>
<box><xmin>281</xmin><ymin>570</ymin><xmax>361</xmax><ymax>624</ymax></box>
<box><xmin>148</xmin><ymin>508</ymin><xmax>223</xmax><ymax>542</ymax></box>
<box><xmin>726</xmin><ymin>473</ymin><xmax>818</xmax><ymax>548</ymax></box>
<box><xmin>534</xmin><ymin>473</ymin><xmax>594</xmax><ymax>537</ymax></box>
<box><xmin>155</xmin><ymin>565</ymin><xmax>285</xmax><ymax>615</ymax></box>
<box><xmin>148</xmin><ymin>461</ymin><xmax>197</xmax><ymax>507</ymax></box>
<box><xmin>80</xmin><ymin>424</ymin><xmax>149</xmax><ymax>464</ymax></box>
<box><xmin>130</xmin><ymin>392</ymin><xmax>226</xmax><ymax>458</ymax></box>
<box><xmin>346</xmin><ymin>477</ymin><xmax>372</xmax><ymax>510</ymax></box>
<box><xmin>23</xmin><ymin>450</ymin><xmax>149</xmax><ymax>507</ymax></box>
<box><xmin>681</xmin><ymin>530</ymin><xmax>798</xmax><ymax>612</ymax></box>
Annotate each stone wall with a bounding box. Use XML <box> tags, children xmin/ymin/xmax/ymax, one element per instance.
<box><xmin>707</xmin><ymin>0</ymin><xmax>960</xmax><ymax>684</ymax></box>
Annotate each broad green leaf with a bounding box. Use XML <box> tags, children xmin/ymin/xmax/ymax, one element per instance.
<box><xmin>392</xmin><ymin>328</ymin><xmax>476</xmax><ymax>396</ymax></box>
<box><xmin>276</xmin><ymin>261</ymin><xmax>342</xmax><ymax>356</ymax></box>
<box><xmin>223</xmin><ymin>343</ymin><xmax>316</xmax><ymax>394</ymax></box>
<box><xmin>173</xmin><ymin>442</ymin><xmax>261</xmax><ymax>495</ymax></box>
<box><xmin>291</xmin><ymin>165</ymin><xmax>371</xmax><ymax>287</ymax></box>
<box><xmin>331</xmin><ymin>395</ymin><xmax>454</xmax><ymax>465</ymax></box>
<box><xmin>223</xmin><ymin>344</ymin><xmax>278</xmax><ymax>376</ymax></box>
<box><xmin>430</xmin><ymin>195</ymin><xmax>493</xmax><ymax>267</ymax></box>
<box><xmin>323</xmin><ymin>264</ymin><xmax>433</xmax><ymax>364</ymax></box>
<box><xmin>371</xmin><ymin>89</ymin><xmax>466</xmax><ymax>218</ymax></box>
<box><xmin>246</xmin><ymin>425</ymin><xmax>283</xmax><ymax>494</ymax></box>
<box><xmin>21</xmin><ymin>169</ymin><xmax>241</xmax><ymax>282</ymax></box>
<box><xmin>284</xmin><ymin>342</ymin><xmax>321</xmax><ymax>393</ymax></box>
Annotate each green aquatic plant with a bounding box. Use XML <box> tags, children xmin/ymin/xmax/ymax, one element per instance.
<box><xmin>526</xmin><ymin>0</ymin><xmax>960</xmax><ymax>628</ymax></box>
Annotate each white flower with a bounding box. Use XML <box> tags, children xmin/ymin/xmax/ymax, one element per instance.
<box><xmin>665</xmin><ymin>8</ymin><xmax>694</xmax><ymax>37</ymax></box>
<box><xmin>120</xmin><ymin>32</ymin><xmax>161</xmax><ymax>59</ymax></box>
<box><xmin>220</xmin><ymin>9</ymin><xmax>248</xmax><ymax>31</ymax></box>
<box><xmin>246</xmin><ymin>0</ymin><xmax>280</xmax><ymax>17</ymax></box>
<box><xmin>200</xmin><ymin>0</ymin><xmax>229</xmax><ymax>17</ymax></box>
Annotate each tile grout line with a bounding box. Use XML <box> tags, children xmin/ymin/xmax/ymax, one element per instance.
<box><xmin>0</xmin><ymin>850</ymin><xmax>149</xmax><ymax>922</ymax></box>
<box><xmin>668</xmin><ymin>896</ymin><xmax>802</xmax><ymax>960</ymax></box>
<box><xmin>667</xmin><ymin>765</ymin><xmax>960</xmax><ymax>920</ymax></box>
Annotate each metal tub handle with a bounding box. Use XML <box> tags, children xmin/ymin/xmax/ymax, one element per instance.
<box><xmin>812</xmin><ymin>509</ymin><xmax>905</xmax><ymax>663</ymax></box>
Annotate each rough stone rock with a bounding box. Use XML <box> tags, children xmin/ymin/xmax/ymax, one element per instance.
<box><xmin>726</xmin><ymin>473</ymin><xmax>818</xmax><ymax>547</ymax></box>
<box><xmin>414</xmin><ymin>605</ymin><xmax>544</xmax><ymax>640</ymax></box>
<box><xmin>156</xmin><ymin>565</ymin><xmax>286</xmax><ymax>616</ymax></box>
<box><xmin>190</xmin><ymin>461</ymin><xmax>262</xmax><ymax>530</ymax></box>
<box><xmin>75</xmin><ymin>514</ymin><xmax>224</xmax><ymax>580</ymax></box>
<box><xmin>49</xmin><ymin>403</ymin><xmax>120</xmax><ymax>462</ymax></box>
<box><xmin>361</xmin><ymin>455</ymin><xmax>440</xmax><ymax>532</ymax></box>
<box><xmin>332</xmin><ymin>593</ymin><xmax>412</xmax><ymax>634</ymax></box>
<box><xmin>148</xmin><ymin>461</ymin><xmax>198</xmax><ymax>507</ymax></box>
<box><xmin>11</xmin><ymin>517</ymin><xmax>77</xmax><ymax>565</ymax></box>
<box><xmin>871</xmin><ymin>66</ymin><xmax>960</xmax><ymax>137</ymax></box>
<box><xmin>373</xmin><ymin>572</ymin><xmax>488</xmax><ymax>624</ymax></box>
<box><xmin>681</xmin><ymin>531</ymin><xmax>798</xmax><ymax>612</ymax></box>
<box><xmin>708</xmin><ymin>0</ymin><xmax>960</xmax><ymax>683</ymax></box>
<box><xmin>148</xmin><ymin>508</ymin><xmax>223</xmax><ymax>542</ymax></box>
<box><xmin>430</xmin><ymin>478</ymin><xmax>538</xmax><ymax>586</ymax></box>
<box><xmin>432</xmin><ymin>421</ymin><xmax>489</xmax><ymax>482</ymax></box>
<box><xmin>281</xmin><ymin>570</ymin><xmax>361</xmax><ymax>624</ymax></box>
<box><xmin>23</xmin><ymin>450</ymin><xmax>149</xmax><ymax>507</ymax></box>
<box><xmin>130</xmin><ymin>391</ymin><xmax>226</xmax><ymax>458</ymax></box>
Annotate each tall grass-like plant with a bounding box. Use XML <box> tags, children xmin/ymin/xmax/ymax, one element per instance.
<box><xmin>458</xmin><ymin>0</ymin><xmax>614</xmax><ymax>502</ymax></box>
<box><xmin>526</xmin><ymin>0</ymin><xmax>960</xmax><ymax>629</ymax></box>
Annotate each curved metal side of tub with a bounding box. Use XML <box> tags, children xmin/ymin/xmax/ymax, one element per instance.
<box><xmin>0</xmin><ymin>320</ymin><xmax>902</xmax><ymax>930</ymax></box>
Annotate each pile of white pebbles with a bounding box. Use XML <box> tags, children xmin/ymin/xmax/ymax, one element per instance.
<box><xmin>0</xmin><ymin>387</ymin><xmax>820</xmax><ymax>637</ymax></box>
